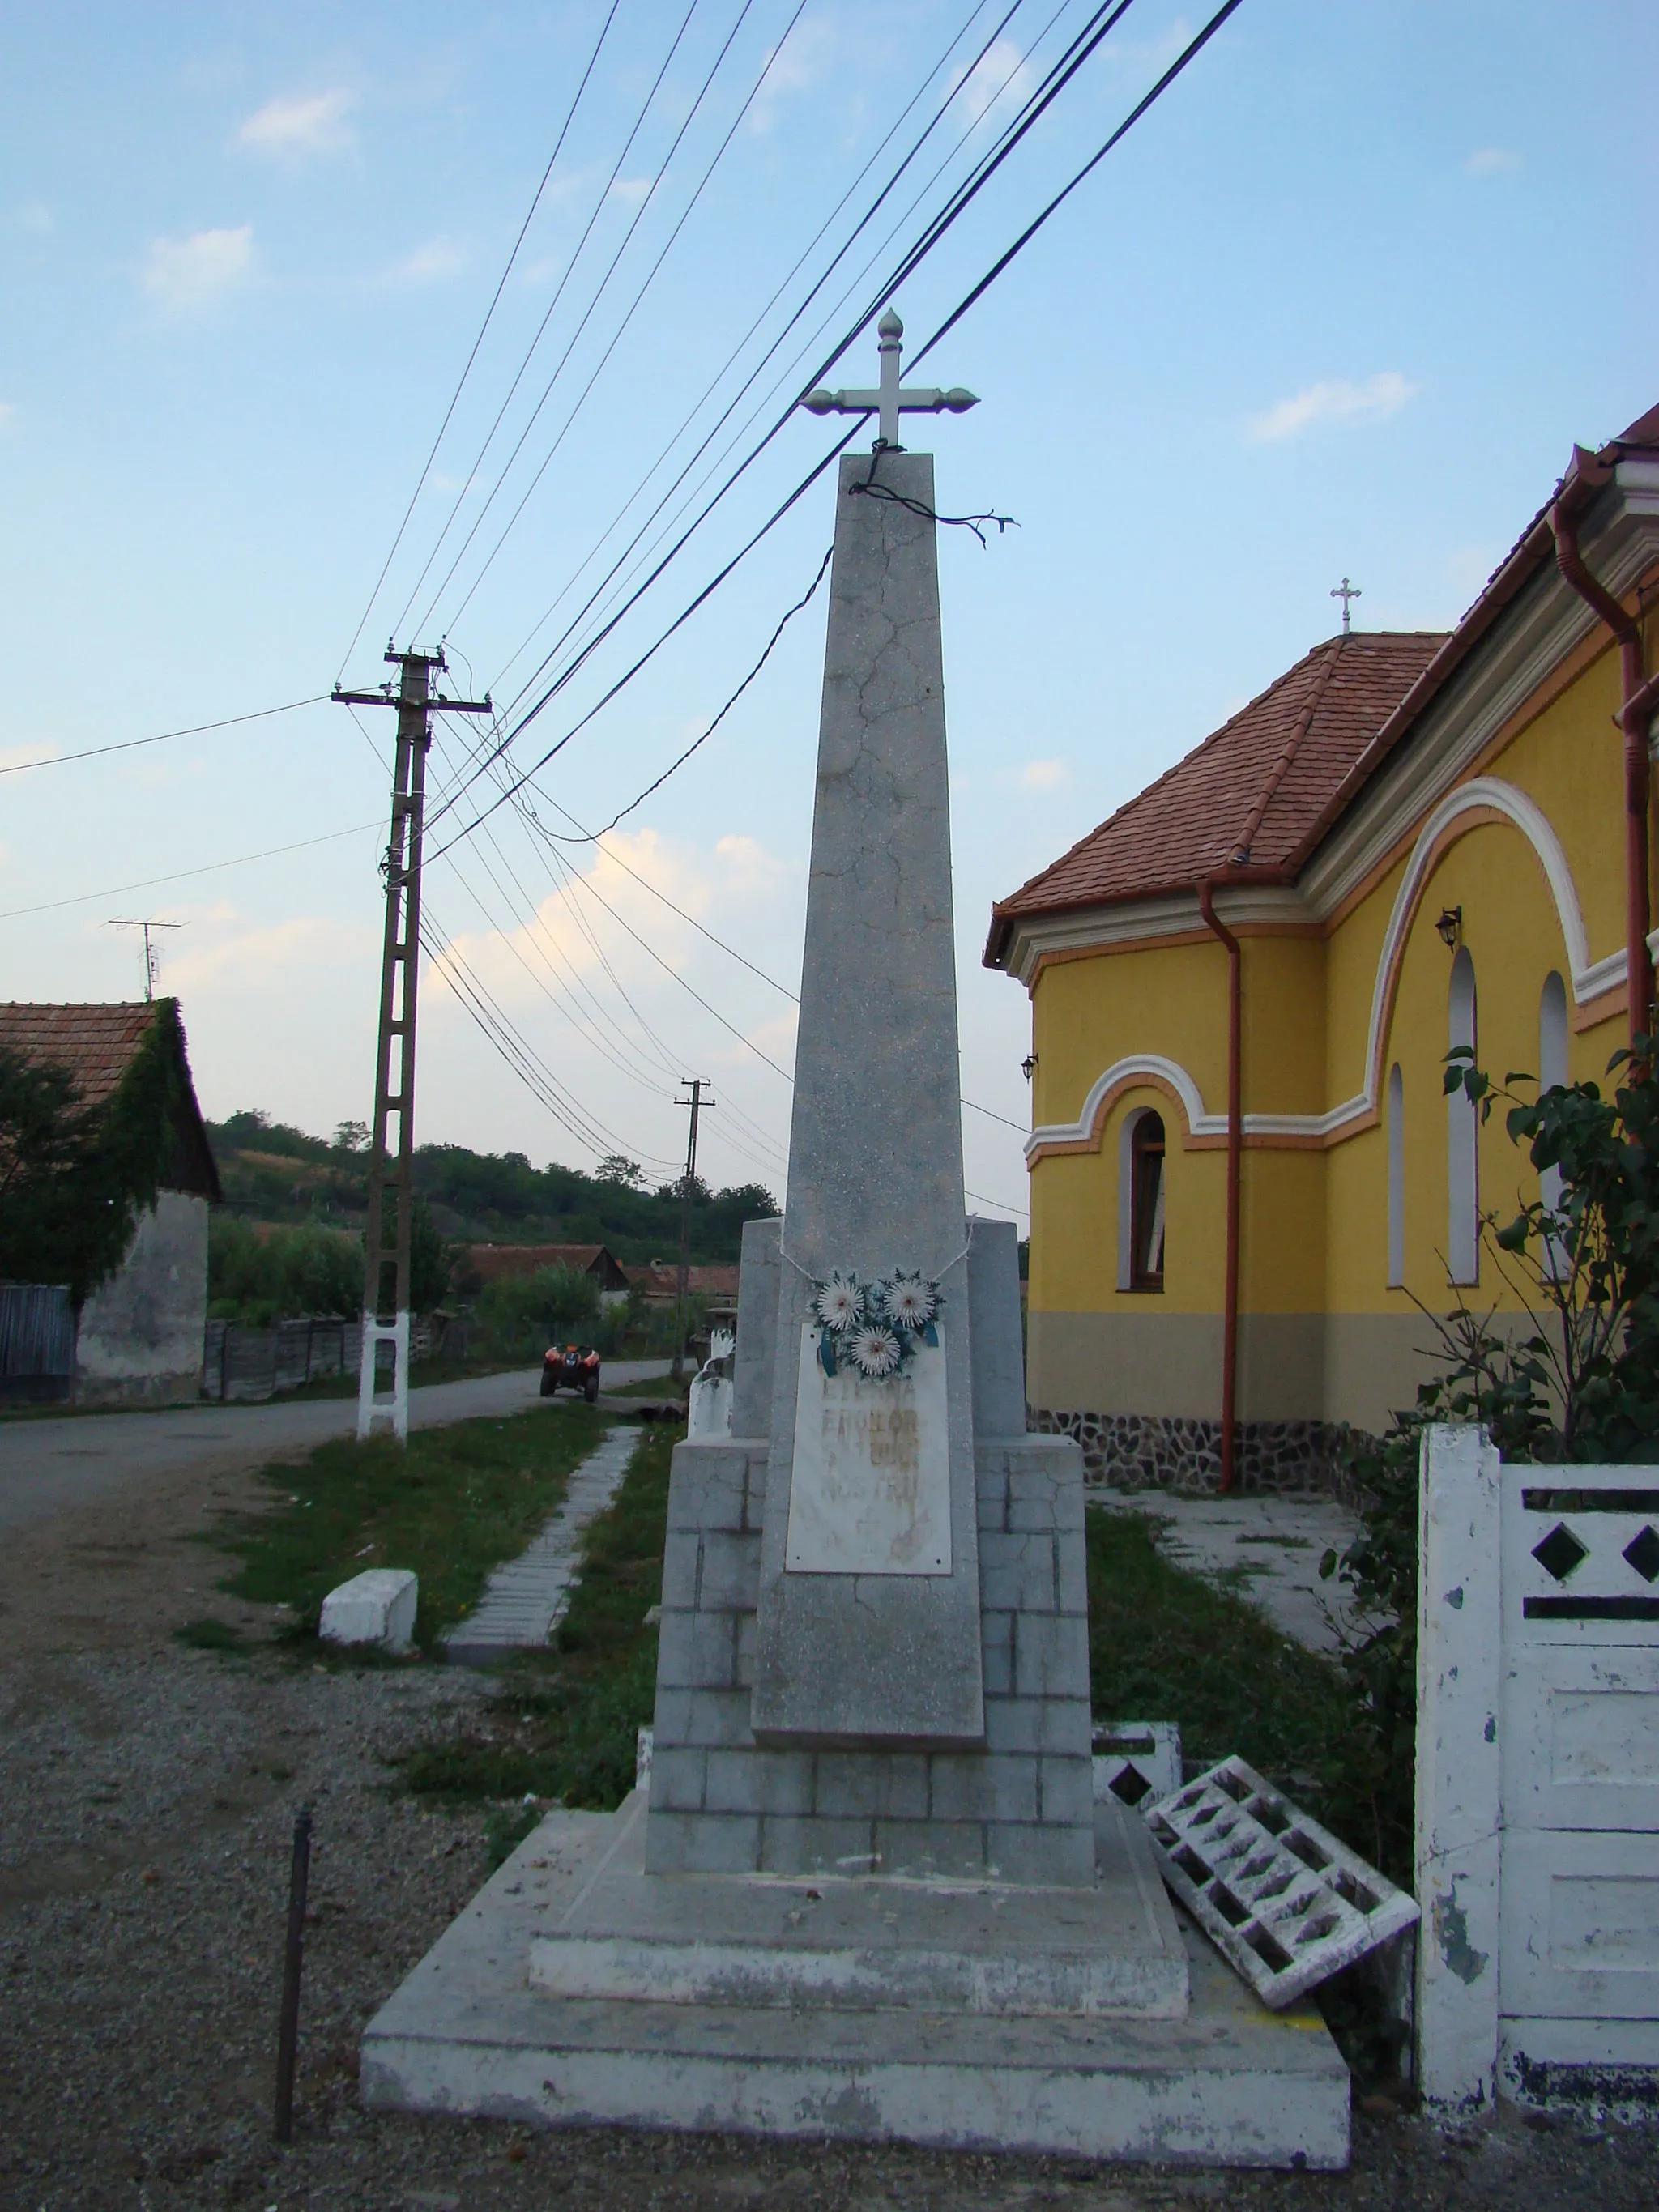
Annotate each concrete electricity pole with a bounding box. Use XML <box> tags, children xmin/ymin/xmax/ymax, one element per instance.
<box><xmin>670</xmin><ymin>1078</ymin><xmax>712</xmax><ymax>1385</ymax></box>
<box><xmin>333</xmin><ymin>646</ymin><xmax>491</xmax><ymax>1439</ymax></box>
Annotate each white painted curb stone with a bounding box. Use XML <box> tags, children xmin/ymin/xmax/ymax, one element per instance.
<box><xmin>320</xmin><ymin>1567</ymin><xmax>418</xmax><ymax>1652</ymax></box>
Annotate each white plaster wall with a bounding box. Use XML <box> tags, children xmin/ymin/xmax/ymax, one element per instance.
<box><xmin>75</xmin><ymin>1189</ymin><xmax>209</xmax><ymax>1405</ymax></box>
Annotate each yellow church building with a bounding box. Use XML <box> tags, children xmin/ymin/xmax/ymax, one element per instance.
<box><xmin>986</xmin><ymin>403</ymin><xmax>1659</xmax><ymax>1491</ymax></box>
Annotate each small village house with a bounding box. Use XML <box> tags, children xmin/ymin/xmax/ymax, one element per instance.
<box><xmin>0</xmin><ymin>1000</ymin><xmax>221</xmax><ymax>1405</ymax></box>
<box><xmin>986</xmin><ymin>403</ymin><xmax>1659</xmax><ymax>1490</ymax></box>
<box><xmin>460</xmin><ymin>1242</ymin><xmax>631</xmax><ymax>1301</ymax></box>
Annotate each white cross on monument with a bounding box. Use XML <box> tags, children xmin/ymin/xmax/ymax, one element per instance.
<box><xmin>1331</xmin><ymin>575</ymin><xmax>1362</xmax><ymax>633</ymax></box>
<box><xmin>802</xmin><ymin>309</ymin><xmax>977</xmax><ymax>450</ymax></box>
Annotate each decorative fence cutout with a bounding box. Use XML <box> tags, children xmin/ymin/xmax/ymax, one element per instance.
<box><xmin>1145</xmin><ymin>1755</ymin><xmax>1418</xmax><ymax>2010</ymax></box>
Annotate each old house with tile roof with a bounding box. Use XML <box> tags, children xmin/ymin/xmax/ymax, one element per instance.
<box><xmin>985</xmin><ymin>402</ymin><xmax>1659</xmax><ymax>1489</ymax></box>
<box><xmin>0</xmin><ymin>999</ymin><xmax>220</xmax><ymax>1405</ymax></box>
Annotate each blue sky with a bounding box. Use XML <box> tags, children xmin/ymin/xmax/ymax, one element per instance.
<box><xmin>2</xmin><ymin>0</ymin><xmax>1654</xmax><ymax>1216</ymax></box>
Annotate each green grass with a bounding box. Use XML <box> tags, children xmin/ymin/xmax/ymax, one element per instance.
<box><xmin>173</xmin><ymin>1617</ymin><xmax>244</xmax><ymax>1652</ymax></box>
<box><xmin>600</xmin><ymin>1371</ymin><xmax>682</xmax><ymax>1400</ymax></box>
<box><xmin>1086</xmin><ymin>1506</ymin><xmax>1356</xmax><ymax>1817</ymax></box>
<box><xmin>207</xmin><ymin>1404</ymin><xmax>610</xmax><ymax>1651</ymax></box>
<box><xmin>401</xmin><ymin>1419</ymin><xmax>677</xmax><ymax>1812</ymax></box>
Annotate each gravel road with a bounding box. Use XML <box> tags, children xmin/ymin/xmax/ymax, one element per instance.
<box><xmin>0</xmin><ymin>1361</ymin><xmax>672</xmax><ymax>1538</ymax></box>
<box><xmin>1</xmin><ymin>1408</ymin><xmax>1653</xmax><ymax>2210</ymax></box>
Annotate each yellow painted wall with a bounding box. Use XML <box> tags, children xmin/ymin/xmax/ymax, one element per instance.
<box><xmin>1024</xmin><ymin>633</ymin><xmax>1636</xmax><ymax>1425</ymax></box>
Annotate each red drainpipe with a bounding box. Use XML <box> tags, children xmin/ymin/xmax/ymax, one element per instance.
<box><xmin>1550</xmin><ymin>473</ymin><xmax>1659</xmax><ymax>1044</ymax></box>
<box><xmin>1198</xmin><ymin>880</ymin><xmax>1242</xmax><ymax>1494</ymax></box>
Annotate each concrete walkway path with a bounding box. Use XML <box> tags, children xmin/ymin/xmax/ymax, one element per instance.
<box><xmin>0</xmin><ymin>1362</ymin><xmax>671</xmax><ymax>1540</ymax></box>
<box><xmin>1095</xmin><ymin>1489</ymin><xmax>1367</xmax><ymax>1654</ymax></box>
<box><xmin>444</xmin><ymin>1425</ymin><xmax>640</xmax><ymax>1665</ymax></box>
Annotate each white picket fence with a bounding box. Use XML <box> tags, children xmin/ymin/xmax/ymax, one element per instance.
<box><xmin>1417</xmin><ymin>1426</ymin><xmax>1659</xmax><ymax>2113</ymax></box>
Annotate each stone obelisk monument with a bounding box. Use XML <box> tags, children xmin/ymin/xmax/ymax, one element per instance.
<box><xmin>643</xmin><ymin>313</ymin><xmax>1097</xmax><ymax>1882</ymax></box>
<box><xmin>363</xmin><ymin>313</ymin><xmax>1352</xmax><ymax>2169</ymax></box>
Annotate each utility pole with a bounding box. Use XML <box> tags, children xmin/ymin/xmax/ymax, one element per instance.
<box><xmin>107</xmin><ymin>918</ymin><xmax>183</xmax><ymax>1001</ymax></box>
<box><xmin>670</xmin><ymin>1079</ymin><xmax>711</xmax><ymax>1385</ymax></box>
<box><xmin>333</xmin><ymin>645</ymin><xmax>491</xmax><ymax>1439</ymax></box>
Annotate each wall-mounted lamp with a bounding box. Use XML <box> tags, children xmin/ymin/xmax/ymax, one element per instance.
<box><xmin>1021</xmin><ymin>1053</ymin><xmax>1038</xmax><ymax>1082</ymax></box>
<box><xmin>1435</xmin><ymin>906</ymin><xmax>1463</xmax><ymax>950</ymax></box>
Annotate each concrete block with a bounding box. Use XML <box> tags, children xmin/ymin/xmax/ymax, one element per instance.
<box><xmin>979</xmin><ymin>1531</ymin><xmax>1058</xmax><ymax>1614</ymax></box>
<box><xmin>1038</xmin><ymin>1755</ymin><xmax>1094</xmax><ymax>1829</ymax></box>
<box><xmin>985</xmin><ymin>1823</ymin><xmax>1097</xmax><ymax>1888</ymax></box>
<box><xmin>976</xmin><ymin>1448</ymin><xmax>1010</xmax><ymax>1531</ymax></box>
<box><xmin>735</xmin><ymin>1612</ymin><xmax>757</xmax><ymax>1688</ymax></box>
<box><xmin>729</xmin><ymin>1217</ymin><xmax>781</xmax><ymax>1441</ymax></box>
<box><xmin>872</xmin><ymin>1819</ymin><xmax>989</xmax><ymax>1880</ymax></box>
<box><xmin>1056</xmin><ymin>1536</ymin><xmax>1090</xmax><ymax>1617</ymax></box>
<box><xmin>650</xmin><ymin>1745</ymin><xmax>708</xmax><ymax>1814</ymax></box>
<box><xmin>697</xmin><ymin>1529</ymin><xmax>761</xmax><ymax>1612</ymax></box>
<box><xmin>966</xmin><ymin>1216</ymin><xmax>1027</xmax><ymax>1440</ymax></box>
<box><xmin>643</xmin><ymin>1809</ymin><xmax>760</xmax><ymax>1875</ymax></box>
<box><xmin>982</xmin><ymin>1611</ymin><xmax>1014</xmax><ymax>1695</ymax></box>
<box><xmin>661</xmin><ymin>1688</ymin><xmax>755</xmax><ymax>1750</ymax></box>
<box><xmin>983</xmin><ymin>1696</ymin><xmax>1087</xmax><ymax>1758</ymax></box>
<box><xmin>757</xmin><ymin>1816</ymin><xmax>878</xmax><ymax>1877</ymax></box>
<box><xmin>666</xmin><ymin>1442</ymin><xmax>753</xmax><ymax>1535</ymax></box>
<box><xmin>319</xmin><ymin>1567</ymin><xmax>417</xmax><ymax>1652</ymax></box>
<box><xmin>1014</xmin><ymin>1613</ymin><xmax>1090</xmax><ymax>1701</ymax></box>
<box><xmin>1147</xmin><ymin>1756</ymin><xmax>1418</xmax><ymax>2013</ymax></box>
<box><xmin>705</xmin><ymin>1748</ymin><xmax>815</xmax><ymax>1818</ymax></box>
<box><xmin>649</xmin><ymin>1687</ymin><xmax>697</xmax><ymax>1750</ymax></box>
<box><xmin>930</xmin><ymin>1754</ymin><xmax>1038</xmax><ymax>1826</ymax></box>
<box><xmin>659</xmin><ymin>1533</ymin><xmax>702</xmax><ymax>1613</ymax></box>
<box><xmin>655</xmin><ymin>1610</ymin><xmax>739</xmax><ymax>1691</ymax></box>
<box><xmin>812</xmin><ymin>1752</ymin><xmax>929</xmax><ymax>1822</ymax></box>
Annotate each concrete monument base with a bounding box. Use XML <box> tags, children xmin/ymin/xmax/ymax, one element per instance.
<box><xmin>362</xmin><ymin>1792</ymin><xmax>1349</xmax><ymax>2167</ymax></box>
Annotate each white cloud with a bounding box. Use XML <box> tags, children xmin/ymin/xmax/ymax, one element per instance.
<box><xmin>607</xmin><ymin>177</ymin><xmax>653</xmax><ymax>209</ymax></box>
<box><xmin>1465</xmin><ymin>147</ymin><xmax>1521</xmax><ymax>177</ymax></box>
<box><xmin>167</xmin><ymin>914</ymin><xmax>373</xmax><ymax>994</ymax></box>
<box><xmin>1016</xmin><ymin>758</ymin><xmax>1070</xmax><ymax>794</ymax></box>
<box><xmin>0</xmin><ymin>740</ymin><xmax>57</xmax><ymax>771</ymax></box>
<box><xmin>749</xmin><ymin>16</ymin><xmax>837</xmax><ymax>132</ymax></box>
<box><xmin>0</xmin><ymin>402</ymin><xmax>15</xmax><ymax>431</ymax></box>
<box><xmin>952</xmin><ymin>37</ymin><xmax>1034</xmax><ymax>134</ymax></box>
<box><xmin>388</xmin><ymin>235</ymin><xmax>465</xmax><ymax>283</ymax></box>
<box><xmin>1246</xmin><ymin>372</ymin><xmax>1419</xmax><ymax>445</ymax></box>
<box><xmin>142</xmin><ymin>224</ymin><xmax>254</xmax><ymax>309</ymax></box>
<box><xmin>238</xmin><ymin>89</ymin><xmax>357</xmax><ymax>159</ymax></box>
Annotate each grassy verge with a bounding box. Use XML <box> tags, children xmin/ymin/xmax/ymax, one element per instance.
<box><xmin>601</xmin><ymin>1371</ymin><xmax>683</xmax><ymax>1401</ymax></box>
<box><xmin>207</xmin><ymin>1403</ymin><xmax>611</xmax><ymax>1652</ymax></box>
<box><xmin>1085</xmin><ymin>1505</ymin><xmax>1367</xmax><ymax>1845</ymax></box>
<box><xmin>401</xmin><ymin>1418</ymin><xmax>676</xmax><ymax>1811</ymax></box>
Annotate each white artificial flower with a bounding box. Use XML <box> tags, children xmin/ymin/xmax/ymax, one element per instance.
<box><xmin>813</xmin><ymin>1271</ymin><xmax>864</xmax><ymax>1333</ymax></box>
<box><xmin>848</xmin><ymin>1323</ymin><xmax>902</xmax><ymax>1379</ymax></box>
<box><xmin>884</xmin><ymin>1271</ymin><xmax>936</xmax><ymax>1332</ymax></box>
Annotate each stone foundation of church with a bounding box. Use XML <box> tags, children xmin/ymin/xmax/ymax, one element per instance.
<box><xmin>1030</xmin><ymin>1407</ymin><xmax>1372</xmax><ymax>1506</ymax></box>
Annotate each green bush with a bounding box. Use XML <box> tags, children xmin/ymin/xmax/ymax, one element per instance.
<box><xmin>471</xmin><ymin>1264</ymin><xmax>602</xmax><ymax>1362</ymax></box>
<box><xmin>208</xmin><ymin>1216</ymin><xmax>362</xmax><ymax>1323</ymax></box>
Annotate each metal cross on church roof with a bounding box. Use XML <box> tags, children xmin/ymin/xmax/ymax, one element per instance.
<box><xmin>1331</xmin><ymin>576</ymin><xmax>1362</xmax><ymax>633</ymax></box>
<box><xmin>802</xmin><ymin>309</ymin><xmax>977</xmax><ymax>450</ymax></box>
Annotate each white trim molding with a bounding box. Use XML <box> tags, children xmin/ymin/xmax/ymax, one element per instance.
<box><xmin>1026</xmin><ymin>777</ymin><xmax>1631</xmax><ymax>1161</ymax></box>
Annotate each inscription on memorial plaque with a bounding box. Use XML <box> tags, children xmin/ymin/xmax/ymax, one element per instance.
<box><xmin>784</xmin><ymin>1324</ymin><xmax>951</xmax><ymax>1575</ymax></box>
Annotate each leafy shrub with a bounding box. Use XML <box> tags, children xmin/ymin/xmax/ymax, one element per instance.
<box><xmin>471</xmin><ymin>1264</ymin><xmax>602</xmax><ymax>1362</ymax></box>
<box><xmin>208</xmin><ymin>1216</ymin><xmax>362</xmax><ymax>1324</ymax></box>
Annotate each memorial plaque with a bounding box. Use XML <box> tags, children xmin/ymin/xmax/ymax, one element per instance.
<box><xmin>784</xmin><ymin>1325</ymin><xmax>951</xmax><ymax>1575</ymax></box>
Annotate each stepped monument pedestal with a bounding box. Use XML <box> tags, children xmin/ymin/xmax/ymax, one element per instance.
<box><xmin>363</xmin><ymin>320</ymin><xmax>1350</xmax><ymax>2167</ymax></box>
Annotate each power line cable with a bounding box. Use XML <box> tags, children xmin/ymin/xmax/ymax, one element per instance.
<box><xmin>431</xmin><ymin>0</ymin><xmax>820</xmax><ymax>641</ymax></box>
<box><xmin>0</xmin><ymin>820</ymin><xmax>382</xmax><ymax>923</ymax></box>
<box><xmin>484</xmin><ymin>0</ymin><xmax>1016</xmax><ymax>702</ymax></box>
<box><xmin>0</xmin><ymin>697</ymin><xmax>328</xmax><ymax>777</ymax></box>
<box><xmin>338</xmin><ymin>0</ymin><xmax>623</xmax><ymax>676</ymax></box>
<box><xmin>390</xmin><ymin>0</ymin><xmax>714</xmax><ymax>641</ymax></box>
<box><xmin>428</xmin><ymin>0</ymin><xmax>1139</xmax><ymax>837</ymax></box>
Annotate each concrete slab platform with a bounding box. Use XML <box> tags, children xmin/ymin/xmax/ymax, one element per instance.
<box><xmin>362</xmin><ymin>1794</ymin><xmax>1350</xmax><ymax>2168</ymax></box>
<box><xmin>526</xmin><ymin>1788</ymin><xmax>1187</xmax><ymax>2018</ymax></box>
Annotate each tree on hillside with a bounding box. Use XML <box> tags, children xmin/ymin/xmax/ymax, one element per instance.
<box><xmin>595</xmin><ymin>1153</ymin><xmax>643</xmax><ymax>1187</ymax></box>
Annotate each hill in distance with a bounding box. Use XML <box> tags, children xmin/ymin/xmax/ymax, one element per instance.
<box><xmin>207</xmin><ymin>1110</ymin><xmax>778</xmax><ymax>1268</ymax></box>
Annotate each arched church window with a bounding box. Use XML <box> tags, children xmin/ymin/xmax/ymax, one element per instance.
<box><xmin>1122</xmin><ymin>1110</ymin><xmax>1166</xmax><ymax>1292</ymax></box>
<box><xmin>1448</xmin><ymin>947</ymin><xmax>1478</xmax><ymax>1285</ymax></box>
